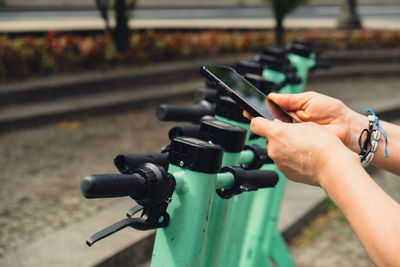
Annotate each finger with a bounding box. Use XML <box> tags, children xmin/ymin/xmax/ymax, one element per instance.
<box><xmin>268</xmin><ymin>92</ymin><xmax>313</xmax><ymax>111</ymax></box>
<box><xmin>287</xmin><ymin>111</ymin><xmax>302</xmax><ymax>123</ymax></box>
<box><xmin>250</xmin><ymin>117</ymin><xmax>280</xmax><ymax>138</ymax></box>
<box><xmin>243</xmin><ymin>110</ymin><xmax>253</xmax><ymax>120</ymax></box>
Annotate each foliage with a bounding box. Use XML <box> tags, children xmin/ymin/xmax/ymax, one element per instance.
<box><xmin>1</xmin><ymin>29</ymin><xmax>400</xmax><ymax>81</ymax></box>
<box><xmin>325</xmin><ymin>197</ymin><xmax>338</xmax><ymax>212</ymax></box>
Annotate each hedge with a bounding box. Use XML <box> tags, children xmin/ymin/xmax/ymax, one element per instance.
<box><xmin>1</xmin><ymin>29</ymin><xmax>399</xmax><ymax>81</ymax></box>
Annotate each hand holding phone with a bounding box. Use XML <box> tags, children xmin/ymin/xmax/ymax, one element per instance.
<box><xmin>266</xmin><ymin>98</ymin><xmax>301</xmax><ymax>123</ymax></box>
<box><xmin>200</xmin><ymin>65</ymin><xmax>300</xmax><ymax>123</ymax></box>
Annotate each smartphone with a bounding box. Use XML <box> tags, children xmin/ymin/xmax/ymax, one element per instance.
<box><xmin>199</xmin><ymin>65</ymin><xmax>300</xmax><ymax>123</ymax></box>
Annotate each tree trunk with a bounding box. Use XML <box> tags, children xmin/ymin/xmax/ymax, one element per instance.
<box><xmin>275</xmin><ymin>15</ymin><xmax>284</xmax><ymax>46</ymax></box>
<box><xmin>113</xmin><ymin>0</ymin><xmax>130</xmax><ymax>52</ymax></box>
<box><xmin>337</xmin><ymin>0</ymin><xmax>362</xmax><ymax>29</ymax></box>
<box><xmin>273</xmin><ymin>1</ymin><xmax>285</xmax><ymax>46</ymax></box>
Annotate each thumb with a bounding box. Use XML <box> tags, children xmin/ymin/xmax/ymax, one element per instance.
<box><xmin>268</xmin><ymin>92</ymin><xmax>311</xmax><ymax>112</ymax></box>
<box><xmin>250</xmin><ymin>117</ymin><xmax>280</xmax><ymax>138</ymax></box>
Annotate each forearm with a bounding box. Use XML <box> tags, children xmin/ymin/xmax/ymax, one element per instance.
<box><xmin>320</xmin><ymin>154</ymin><xmax>400</xmax><ymax>266</ymax></box>
<box><xmin>346</xmin><ymin>110</ymin><xmax>400</xmax><ymax>175</ymax></box>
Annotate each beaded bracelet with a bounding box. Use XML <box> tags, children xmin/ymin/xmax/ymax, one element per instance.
<box><xmin>358</xmin><ymin>110</ymin><xmax>388</xmax><ymax>167</ymax></box>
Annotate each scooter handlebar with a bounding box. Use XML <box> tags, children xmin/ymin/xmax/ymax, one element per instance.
<box><xmin>243</xmin><ymin>169</ymin><xmax>279</xmax><ymax>189</ymax></box>
<box><xmin>195</xmin><ymin>88</ymin><xmax>219</xmax><ymax>103</ymax></box>
<box><xmin>114</xmin><ymin>153</ymin><xmax>169</xmax><ymax>173</ymax></box>
<box><xmin>156</xmin><ymin>101</ymin><xmax>214</xmax><ymax>122</ymax></box>
<box><xmin>217</xmin><ymin>166</ymin><xmax>279</xmax><ymax>198</ymax></box>
<box><xmin>168</xmin><ymin>124</ymin><xmax>201</xmax><ymax>140</ymax></box>
<box><xmin>81</xmin><ymin>173</ymin><xmax>146</xmax><ymax>199</ymax></box>
<box><xmin>315</xmin><ymin>57</ymin><xmax>332</xmax><ymax>70</ymax></box>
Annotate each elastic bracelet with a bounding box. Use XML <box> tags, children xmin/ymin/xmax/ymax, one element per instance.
<box><xmin>358</xmin><ymin>109</ymin><xmax>388</xmax><ymax>167</ymax></box>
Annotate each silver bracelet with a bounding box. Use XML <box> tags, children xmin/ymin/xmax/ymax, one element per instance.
<box><xmin>360</xmin><ymin>109</ymin><xmax>388</xmax><ymax>167</ymax></box>
<box><xmin>361</xmin><ymin>128</ymin><xmax>380</xmax><ymax>168</ymax></box>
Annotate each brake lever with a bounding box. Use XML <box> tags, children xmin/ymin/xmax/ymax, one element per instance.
<box><xmin>86</xmin><ymin>203</ymin><xmax>169</xmax><ymax>247</ymax></box>
<box><xmin>126</xmin><ymin>204</ymin><xmax>144</xmax><ymax>217</ymax></box>
<box><xmin>86</xmin><ymin>217</ymin><xmax>141</xmax><ymax>247</ymax></box>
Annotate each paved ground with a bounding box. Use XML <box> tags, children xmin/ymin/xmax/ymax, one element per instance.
<box><xmin>289</xmin><ymin>208</ymin><xmax>374</xmax><ymax>266</ymax></box>
<box><xmin>0</xmin><ymin>107</ymin><xmax>178</xmax><ymax>256</ymax></box>
<box><xmin>1</xmin><ymin>76</ymin><xmax>400</xmax><ymax>265</ymax></box>
<box><xmin>2</xmin><ymin>5</ymin><xmax>399</xmax><ymax>20</ymax></box>
<box><xmin>2</xmin><ymin>2</ymin><xmax>400</xmax><ymax>32</ymax></box>
<box><xmin>289</xmin><ymin>162</ymin><xmax>400</xmax><ymax>267</ymax></box>
<box><xmin>5</xmin><ymin>0</ymin><xmax>400</xmax><ymax>7</ymax></box>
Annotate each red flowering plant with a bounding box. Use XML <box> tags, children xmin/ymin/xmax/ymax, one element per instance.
<box><xmin>0</xmin><ymin>29</ymin><xmax>399</xmax><ymax>81</ymax></box>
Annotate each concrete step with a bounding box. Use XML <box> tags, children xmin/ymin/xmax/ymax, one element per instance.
<box><xmin>0</xmin><ymin>80</ymin><xmax>203</xmax><ymax>133</ymax></box>
<box><xmin>1</xmin><ymin>48</ymin><xmax>399</xmax><ymax>134</ymax></box>
<box><xmin>2</xmin><ymin>62</ymin><xmax>400</xmax><ymax>133</ymax></box>
<box><xmin>306</xmin><ymin>76</ymin><xmax>400</xmax><ymax>122</ymax></box>
<box><xmin>1</xmin><ymin>50</ymin><xmax>399</xmax><ymax>107</ymax></box>
<box><xmin>309</xmin><ymin>63</ymin><xmax>400</xmax><ymax>81</ymax></box>
<box><xmin>0</xmin><ymin>53</ymin><xmax>253</xmax><ymax>107</ymax></box>
<box><xmin>323</xmin><ymin>49</ymin><xmax>400</xmax><ymax>66</ymax></box>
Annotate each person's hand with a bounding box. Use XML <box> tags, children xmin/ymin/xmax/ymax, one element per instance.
<box><xmin>267</xmin><ymin>92</ymin><xmax>367</xmax><ymax>153</ymax></box>
<box><xmin>250</xmin><ymin>117</ymin><xmax>359</xmax><ymax>186</ymax></box>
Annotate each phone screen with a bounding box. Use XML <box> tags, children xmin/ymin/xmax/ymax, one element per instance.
<box><xmin>203</xmin><ymin>65</ymin><xmax>299</xmax><ymax>123</ymax></box>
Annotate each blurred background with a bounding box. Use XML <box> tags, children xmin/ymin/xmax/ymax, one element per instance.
<box><xmin>0</xmin><ymin>0</ymin><xmax>400</xmax><ymax>266</ymax></box>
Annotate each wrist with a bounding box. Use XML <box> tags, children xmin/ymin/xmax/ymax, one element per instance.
<box><xmin>345</xmin><ymin>110</ymin><xmax>369</xmax><ymax>154</ymax></box>
<box><xmin>317</xmin><ymin>145</ymin><xmax>360</xmax><ymax>189</ymax></box>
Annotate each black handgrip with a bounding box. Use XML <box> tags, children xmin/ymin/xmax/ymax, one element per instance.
<box><xmin>315</xmin><ymin>58</ymin><xmax>331</xmax><ymax>70</ymax></box>
<box><xmin>258</xmin><ymin>55</ymin><xmax>285</xmax><ymax>72</ymax></box>
<box><xmin>262</xmin><ymin>46</ymin><xmax>287</xmax><ymax>59</ymax></box>
<box><xmin>155</xmin><ymin>100</ymin><xmax>215</xmax><ymax>122</ymax></box>
<box><xmin>168</xmin><ymin>124</ymin><xmax>201</xmax><ymax>140</ymax></box>
<box><xmin>205</xmin><ymin>79</ymin><xmax>219</xmax><ymax>89</ymax></box>
<box><xmin>195</xmin><ymin>88</ymin><xmax>219</xmax><ymax>103</ymax></box>
<box><xmin>235</xmin><ymin>60</ymin><xmax>263</xmax><ymax>75</ymax></box>
<box><xmin>81</xmin><ymin>174</ymin><xmax>146</xmax><ymax>199</ymax></box>
<box><xmin>244</xmin><ymin>73</ymin><xmax>274</xmax><ymax>95</ymax></box>
<box><xmin>114</xmin><ymin>153</ymin><xmax>169</xmax><ymax>173</ymax></box>
<box><xmin>292</xmin><ymin>40</ymin><xmax>312</xmax><ymax>48</ymax></box>
<box><xmin>217</xmin><ymin>167</ymin><xmax>278</xmax><ymax>198</ymax></box>
<box><xmin>285</xmin><ymin>64</ymin><xmax>297</xmax><ymax>74</ymax></box>
<box><xmin>244</xmin><ymin>170</ymin><xmax>279</xmax><ymax>189</ymax></box>
<box><xmin>284</xmin><ymin>73</ymin><xmax>302</xmax><ymax>85</ymax></box>
<box><xmin>244</xmin><ymin>145</ymin><xmax>273</xmax><ymax>170</ymax></box>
